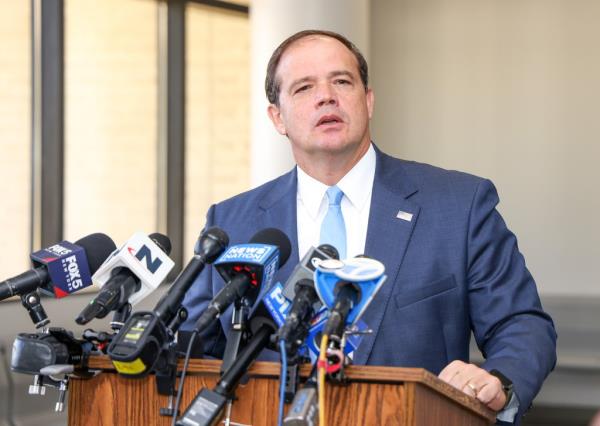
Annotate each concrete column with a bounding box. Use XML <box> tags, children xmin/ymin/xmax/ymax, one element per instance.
<box><xmin>250</xmin><ymin>0</ymin><xmax>370</xmax><ymax>186</ymax></box>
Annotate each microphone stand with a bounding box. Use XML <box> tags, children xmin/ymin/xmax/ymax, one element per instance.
<box><xmin>219</xmin><ymin>297</ymin><xmax>252</xmax><ymax>375</ymax></box>
<box><xmin>156</xmin><ymin>306</ymin><xmax>189</xmax><ymax>417</ymax></box>
<box><xmin>110</xmin><ymin>303</ymin><xmax>132</xmax><ymax>331</ymax></box>
<box><xmin>280</xmin><ymin>320</ymin><xmax>312</xmax><ymax>403</ymax></box>
<box><xmin>176</xmin><ymin>324</ymin><xmax>273</xmax><ymax>426</ymax></box>
<box><xmin>20</xmin><ymin>290</ymin><xmax>49</xmax><ymax>328</ymax></box>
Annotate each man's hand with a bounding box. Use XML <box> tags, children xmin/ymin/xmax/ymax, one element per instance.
<box><xmin>438</xmin><ymin>360</ymin><xmax>507</xmax><ymax>411</ymax></box>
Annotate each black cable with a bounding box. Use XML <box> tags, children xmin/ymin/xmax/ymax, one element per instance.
<box><xmin>171</xmin><ymin>331</ymin><xmax>197</xmax><ymax>426</ymax></box>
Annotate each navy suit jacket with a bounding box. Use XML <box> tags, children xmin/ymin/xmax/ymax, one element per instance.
<box><xmin>182</xmin><ymin>146</ymin><xmax>556</xmax><ymax>418</ymax></box>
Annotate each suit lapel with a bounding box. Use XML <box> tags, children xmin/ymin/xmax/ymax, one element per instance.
<box><xmin>220</xmin><ymin>168</ymin><xmax>299</xmax><ymax>338</ymax></box>
<box><xmin>353</xmin><ymin>148</ymin><xmax>421</xmax><ymax>365</ymax></box>
<box><xmin>257</xmin><ymin>168</ymin><xmax>300</xmax><ymax>284</ymax></box>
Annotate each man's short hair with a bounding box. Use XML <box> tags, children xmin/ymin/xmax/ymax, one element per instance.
<box><xmin>265</xmin><ymin>29</ymin><xmax>369</xmax><ymax>106</ymax></box>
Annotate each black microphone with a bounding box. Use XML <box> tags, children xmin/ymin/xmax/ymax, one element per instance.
<box><xmin>0</xmin><ymin>233</ymin><xmax>116</xmax><ymax>302</ymax></box>
<box><xmin>322</xmin><ymin>282</ymin><xmax>361</xmax><ymax>339</ymax></box>
<box><xmin>278</xmin><ymin>244</ymin><xmax>339</xmax><ymax>345</ymax></box>
<box><xmin>193</xmin><ymin>228</ymin><xmax>292</xmax><ymax>334</ymax></box>
<box><xmin>153</xmin><ymin>227</ymin><xmax>229</xmax><ymax>325</ymax></box>
<box><xmin>75</xmin><ymin>233</ymin><xmax>172</xmax><ymax>325</ymax></box>
<box><xmin>106</xmin><ymin>227</ymin><xmax>229</xmax><ymax>377</ymax></box>
<box><xmin>177</xmin><ymin>316</ymin><xmax>276</xmax><ymax>426</ymax></box>
<box><xmin>176</xmin><ymin>248</ymin><xmax>299</xmax><ymax>426</ymax></box>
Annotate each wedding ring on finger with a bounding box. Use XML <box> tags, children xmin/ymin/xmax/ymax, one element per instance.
<box><xmin>466</xmin><ymin>382</ymin><xmax>478</xmax><ymax>396</ymax></box>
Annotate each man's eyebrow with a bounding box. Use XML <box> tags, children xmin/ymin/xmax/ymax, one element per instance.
<box><xmin>328</xmin><ymin>70</ymin><xmax>355</xmax><ymax>80</ymax></box>
<box><xmin>287</xmin><ymin>70</ymin><xmax>356</xmax><ymax>93</ymax></box>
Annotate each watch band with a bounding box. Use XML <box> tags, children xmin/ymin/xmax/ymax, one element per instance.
<box><xmin>490</xmin><ymin>369</ymin><xmax>514</xmax><ymax>410</ymax></box>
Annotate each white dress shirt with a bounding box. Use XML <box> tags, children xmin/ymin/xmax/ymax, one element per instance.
<box><xmin>296</xmin><ymin>143</ymin><xmax>376</xmax><ymax>259</ymax></box>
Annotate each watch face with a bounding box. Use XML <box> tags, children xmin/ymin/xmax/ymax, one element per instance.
<box><xmin>490</xmin><ymin>369</ymin><xmax>513</xmax><ymax>388</ymax></box>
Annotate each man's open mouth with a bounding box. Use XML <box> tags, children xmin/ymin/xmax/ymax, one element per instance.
<box><xmin>317</xmin><ymin>115</ymin><xmax>343</xmax><ymax>126</ymax></box>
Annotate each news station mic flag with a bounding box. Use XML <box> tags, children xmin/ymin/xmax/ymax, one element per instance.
<box><xmin>92</xmin><ymin>232</ymin><xmax>174</xmax><ymax>306</ymax></box>
<box><xmin>315</xmin><ymin>256</ymin><xmax>387</xmax><ymax>327</ymax></box>
<box><xmin>193</xmin><ymin>228</ymin><xmax>292</xmax><ymax>334</ymax></box>
<box><xmin>76</xmin><ymin>232</ymin><xmax>174</xmax><ymax>324</ymax></box>
<box><xmin>0</xmin><ymin>233</ymin><xmax>116</xmax><ymax>301</ymax></box>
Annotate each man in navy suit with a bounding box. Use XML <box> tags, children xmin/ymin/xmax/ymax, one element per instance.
<box><xmin>182</xmin><ymin>30</ymin><xmax>556</xmax><ymax>422</ymax></box>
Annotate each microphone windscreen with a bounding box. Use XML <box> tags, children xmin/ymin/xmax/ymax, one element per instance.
<box><xmin>149</xmin><ymin>232</ymin><xmax>172</xmax><ymax>255</ymax></box>
<box><xmin>249</xmin><ymin>228</ymin><xmax>291</xmax><ymax>267</ymax></box>
<box><xmin>195</xmin><ymin>227</ymin><xmax>230</xmax><ymax>262</ymax></box>
<box><xmin>204</xmin><ymin>227</ymin><xmax>229</xmax><ymax>249</ymax></box>
<box><xmin>74</xmin><ymin>233</ymin><xmax>117</xmax><ymax>274</ymax></box>
<box><xmin>317</xmin><ymin>244</ymin><xmax>339</xmax><ymax>260</ymax></box>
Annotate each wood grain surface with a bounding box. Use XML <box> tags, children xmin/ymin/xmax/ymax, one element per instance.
<box><xmin>69</xmin><ymin>357</ymin><xmax>494</xmax><ymax>425</ymax></box>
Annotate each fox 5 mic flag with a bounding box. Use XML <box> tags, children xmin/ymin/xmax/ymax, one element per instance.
<box><xmin>30</xmin><ymin>242</ymin><xmax>93</xmax><ymax>298</ymax></box>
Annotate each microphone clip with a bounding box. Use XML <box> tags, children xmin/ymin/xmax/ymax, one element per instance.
<box><xmin>220</xmin><ymin>297</ymin><xmax>252</xmax><ymax>375</ymax></box>
<box><xmin>20</xmin><ymin>290</ymin><xmax>50</xmax><ymax>328</ymax></box>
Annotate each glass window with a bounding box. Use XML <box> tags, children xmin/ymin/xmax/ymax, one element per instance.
<box><xmin>185</xmin><ymin>4</ymin><xmax>250</xmax><ymax>257</ymax></box>
<box><xmin>64</xmin><ymin>0</ymin><xmax>158</xmax><ymax>246</ymax></box>
<box><xmin>0</xmin><ymin>1</ymin><xmax>31</xmax><ymax>278</ymax></box>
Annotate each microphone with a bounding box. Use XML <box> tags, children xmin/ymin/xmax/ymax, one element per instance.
<box><xmin>177</xmin><ymin>299</ymin><xmax>281</xmax><ymax>426</ymax></box>
<box><xmin>0</xmin><ymin>233</ymin><xmax>116</xmax><ymax>302</ymax></box>
<box><xmin>106</xmin><ymin>227</ymin><xmax>230</xmax><ymax>377</ymax></box>
<box><xmin>315</xmin><ymin>256</ymin><xmax>387</xmax><ymax>340</ymax></box>
<box><xmin>232</xmin><ymin>246</ymin><xmax>339</xmax><ymax>407</ymax></box>
<box><xmin>193</xmin><ymin>228</ymin><xmax>292</xmax><ymax>333</ymax></box>
<box><xmin>75</xmin><ymin>233</ymin><xmax>173</xmax><ymax>325</ymax></box>
<box><xmin>277</xmin><ymin>244</ymin><xmax>339</xmax><ymax>346</ymax></box>
<box><xmin>176</xmin><ymin>324</ymin><xmax>273</xmax><ymax>426</ymax></box>
<box><xmin>322</xmin><ymin>283</ymin><xmax>361</xmax><ymax>338</ymax></box>
<box><xmin>153</xmin><ymin>227</ymin><xmax>229</xmax><ymax>325</ymax></box>
<box><xmin>174</xmin><ymin>229</ymin><xmax>291</xmax><ymax>421</ymax></box>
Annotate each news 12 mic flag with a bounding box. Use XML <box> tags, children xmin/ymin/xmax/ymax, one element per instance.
<box><xmin>93</xmin><ymin>232</ymin><xmax>174</xmax><ymax>305</ymax></box>
<box><xmin>30</xmin><ymin>242</ymin><xmax>94</xmax><ymax>298</ymax></box>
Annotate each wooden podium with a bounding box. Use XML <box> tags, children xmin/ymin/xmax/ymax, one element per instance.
<box><xmin>69</xmin><ymin>357</ymin><xmax>495</xmax><ymax>425</ymax></box>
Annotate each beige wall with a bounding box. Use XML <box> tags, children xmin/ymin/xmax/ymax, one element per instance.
<box><xmin>0</xmin><ymin>1</ymin><xmax>30</xmax><ymax>278</ymax></box>
<box><xmin>185</xmin><ymin>4</ymin><xmax>250</xmax><ymax>258</ymax></box>
<box><xmin>371</xmin><ymin>0</ymin><xmax>600</xmax><ymax>296</ymax></box>
<box><xmin>64</xmin><ymin>0</ymin><xmax>158</xmax><ymax>245</ymax></box>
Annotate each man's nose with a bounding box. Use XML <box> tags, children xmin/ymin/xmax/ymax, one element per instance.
<box><xmin>316</xmin><ymin>83</ymin><xmax>338</xmax><ymax>107</ymax></box>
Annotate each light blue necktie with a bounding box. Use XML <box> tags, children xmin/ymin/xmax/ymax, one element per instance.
<box><xmin>320</xmin><ymin>186</ymin><xmax>347</xmax><ymax>259</ymax></box>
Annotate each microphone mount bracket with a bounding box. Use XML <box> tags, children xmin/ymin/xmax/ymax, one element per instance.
<box><xmin>220</xmin><ymin>297</ymin><xmax>252</xmax><ymax>375</ymax></box>
<box><xmin>20</xmin><ymin>290</ymin><xmax>49</xmax><ymax>328</ymax></box>
<box><xmin>110</xmin><ymin>302</ymin><xmax>132</xmax><ymax>331</ymax></box>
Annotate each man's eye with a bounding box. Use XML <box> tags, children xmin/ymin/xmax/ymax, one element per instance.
<box><xmin>335</xmin><ymin>79</ymin><xmax>351</xmax><ymax>85</ymax></box>
<box><xmin>294</xmin><ymin>85</ymin><xmax>311</xmax><ymax>94</ymax></box>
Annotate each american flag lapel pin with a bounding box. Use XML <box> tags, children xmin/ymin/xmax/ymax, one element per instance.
<box><xmin>396</xmin><ymin>210</ymin><xmax>413</xmax><ymax>222</ymax></box>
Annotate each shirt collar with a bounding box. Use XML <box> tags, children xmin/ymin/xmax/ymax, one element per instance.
<box><xmin>296</xmin><ymin>143</ymin><xmax>376</xmax><ymax>218</ymax></box>
<box><xmin>297</xmin><ymin>164</ymin><xmax>329</xmax><ymax>220</ymax></box>
<box><xmin>337</xmin><ymin>143</ymin><xmax>376</xmax><ymax>211</ymax></box>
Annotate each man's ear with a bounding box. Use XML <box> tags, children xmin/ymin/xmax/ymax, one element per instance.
<box><xmin>366</xmin><ymin>88</ymin><xmax>375</xmax><ymax>120</ymax></box>
<box><xmin>267</xmin><ymin>104</ymin><xmax>287</xmax><ymax>136</ymax></box>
